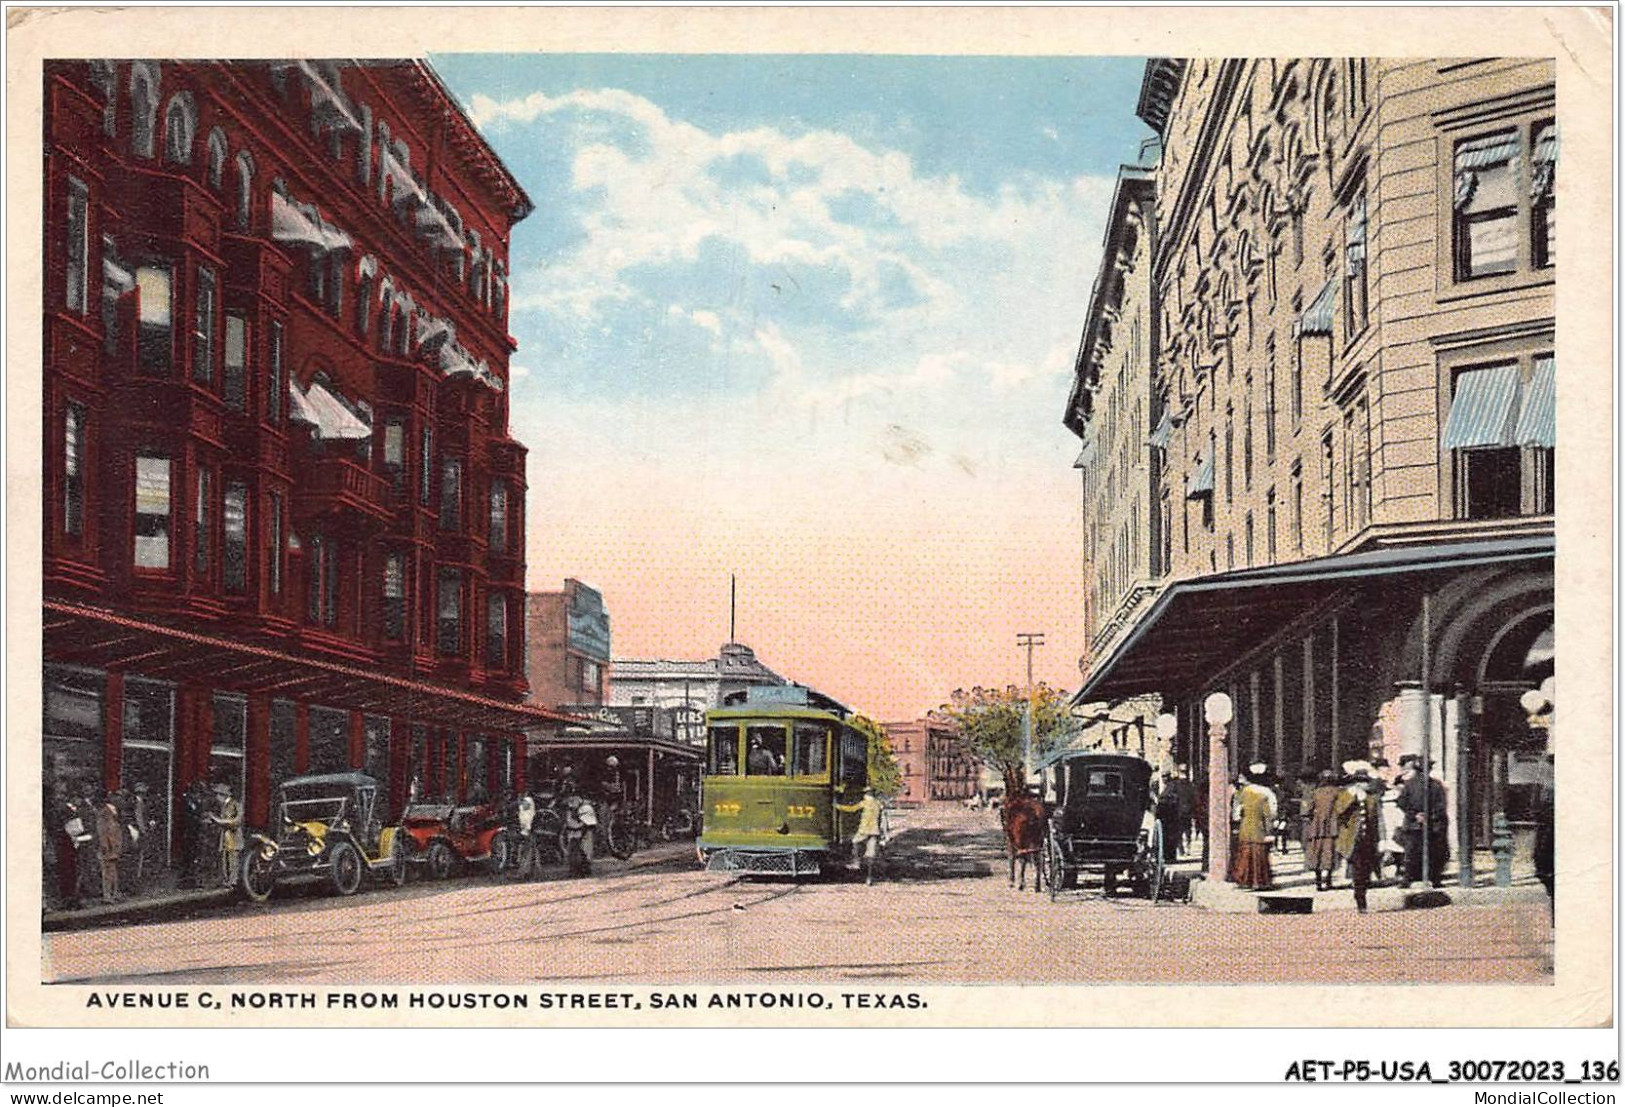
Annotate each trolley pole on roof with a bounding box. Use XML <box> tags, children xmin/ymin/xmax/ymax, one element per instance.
<box><xmin>1017</xmin><ymin>632</ymin><xmax>1045</xmax><ymax>778</ymax></box>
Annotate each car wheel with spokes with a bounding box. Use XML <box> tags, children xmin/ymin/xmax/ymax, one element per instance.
<box><xmin>488</xmin><ymin>831</ymin><xmax>511</xmax><ymax>876</ymax></box>
<box><xmin>426</xmin><ymin>839</ymin><xmax>455</xmax><ymax>880</ymax></box>
<box><xmin>328</xmin><ymin>842</ymin><xmax>364</xmax><ymax>896</ymax></box>
<box><xmin>241</xmin><ymin>848</ymin><xmax>277</xmax><ymax>903</ymax></box>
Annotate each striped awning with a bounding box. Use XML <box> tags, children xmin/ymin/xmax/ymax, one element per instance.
<box><xmin>1442</xmin><ymin>364</ymin><xmax>1521</xmax><ymax>450</ymax></box>
<box><xmin>1186</xmin><ymin>452</ymin><xmax>1214</xmax><ymax>498</ymax></box>
<box><xmin>1146</xmin><ymin>409</ymin><xmax>1175</xmax><ymax>450</ymax></box>
<box><xmin>1455</xmin><ymin>131</ymin><xmax>1520</xmax><ymax>171</ymax></box>
<box><xmin>1297</xmin><ymin>279</ymin><xmax>1337</xmax><ymax>337</ymax></box>
<box><xmin>298</xmin><ymin>61</ymin><xmax>362</xmax><ymax>135</ymax></box>
<box><xmin>1514</xmin><ymin>356</ymin><xmax>1555</xmax><ymax>448</ymax></box>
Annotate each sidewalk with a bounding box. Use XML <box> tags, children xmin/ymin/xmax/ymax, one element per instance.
<box><xmin>43</xmin><ymin>876</ymin><xmax>237</xmax><ymax>933</ymax></box>
<box><xmin>1185</xmin><ymin>842</ymin><xmax>1549</xmax><ymax>914</ymax></box>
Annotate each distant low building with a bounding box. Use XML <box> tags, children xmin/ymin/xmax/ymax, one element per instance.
<box><xmin>525</xmin><ymin>579</ymin><xmax>611</xmax><ymax>708</ymax></box>
<box><xmin>609</xmin><ymin>642</ymin><xmax>786</xmax><ymax>744</ymax></box>
<box><xmin>885</xmin><ymin>717</ymin><xmax>978</xmax><ymax>803</ymax></box>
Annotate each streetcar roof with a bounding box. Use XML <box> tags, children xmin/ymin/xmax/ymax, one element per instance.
<box><xmin>706</xmin><ymin>705</ymin><xmax>851</xmax><ymax>724</ymax></box>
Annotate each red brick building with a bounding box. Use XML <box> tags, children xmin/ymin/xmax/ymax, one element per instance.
<box><xmin>884</xmin><ymin>718</ymin><xmax>978</xmax><ymax>803</ymax></box>
<box><xmin>524</xmin><ymin>579</ymin><xmax>611</xmax><ymax>708</ymax></box>
<box><xmin>40</xmin><ymin>59</ymin><xmax>571</xmax><ymax>891</ymax></box>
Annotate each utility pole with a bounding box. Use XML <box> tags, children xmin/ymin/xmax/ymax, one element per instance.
<box><xmin>1017</xmin><ymin>632</ymin><xmax>1045</xmax><ymax>778</ymax></box>
<box><xmin>729</xmin><ymin>574</ymin><xmax>737</xmax><ymax>644</ymax></box>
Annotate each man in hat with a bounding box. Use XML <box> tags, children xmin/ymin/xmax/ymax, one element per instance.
<box><xmin>94</xmin><ymin>790</ymin><xmax>125</xmax><ymax>904</ymax></box>
<box><xmin>1335</xmin><ymin>762</ymin><xmax>1383</xmax><ymax>912</ymax></box>
<box><xmin>1229</xmin><ymin>769</ymin><xmax>1277</xmax><ymax>890</ymax></box>
<box><xmin>1397</xmin><ymin>754</ymin><xmax>1449</xmax><ymax>888</ymax></box>
<box><xmin>837</xmin><ymin>787</ymin><xmax>887</xmax><ymax>885</ymax></box>
<box><xmin>208</xmin><ymin>782</ymin><xmax>243</xmax><ymax>888</ymax></box>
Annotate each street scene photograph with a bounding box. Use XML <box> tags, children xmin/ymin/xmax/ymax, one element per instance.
<box><xmin>32</xmin><ymin>42</ymin><xmax>1568</xmax><ymax>999</ymax></box>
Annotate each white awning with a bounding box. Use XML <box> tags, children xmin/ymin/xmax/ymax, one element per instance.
<box><xmin>271</xmin><ymin>191</ymin><xmax>353</xmax><ymax>255</ymax></box>
<box><xmin>298</xmin><ymin>60</ymin><xmax>362</xmax><ymax>135</ymax></box>
<box><xmin>103</xmin><ymin>257</ymin><xmax>136</xmax><ymax>296</ymax></box>
<box><xmin>1186</xmin><ymin>452</ymin><xmax>1214</xmax><ymax>498</ymax></box>
<box><xmin>440</xmin><ymin>344</ymin><xmax>479</xmax><ymax>379</ymax></box>
<box><xmin>385</xmin><ymin>151</ymin><xmax>429</xmax><ymax>214</ymax></box>
<box><xmin>414</xmin><ymin>313</ymin><xmax>454</xmax><ymax>354</ymax></box>
<box><xmin>289</xmin><ymin>380</ymin><xmax>372</xmax><ymax>441</ymax></box>
<box><xmin>415</xmin><ymin>204</ymin><xmax>464</xmax><ymax>251</ymax></box>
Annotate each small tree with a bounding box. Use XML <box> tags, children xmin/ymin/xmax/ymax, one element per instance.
<box><xmin>934</xmin><ymin>684</ymin><xmax>1074</xmax><ymax>794</ymax></box>
<box><xmin>851</xmin><ymin>714</ymin><xmax>902</xmax><ymax>797</ymax></box>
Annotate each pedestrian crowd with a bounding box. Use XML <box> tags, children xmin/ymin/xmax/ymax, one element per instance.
<box><xmin>49</xmin><ymin>777</ymin><xmax>243</xmax><ymax>910</ymax></box>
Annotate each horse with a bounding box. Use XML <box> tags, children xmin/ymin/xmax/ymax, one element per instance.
<box><xmin>1001</xmin><ymin>789</ymin><xmax>1048</xmax><ymax>893</ymax></box>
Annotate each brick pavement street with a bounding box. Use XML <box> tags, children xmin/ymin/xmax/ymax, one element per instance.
<box><xmin>42</xmin><ymin>803</ymin><xmax>1552</xmax><ymax>986</ymax></box>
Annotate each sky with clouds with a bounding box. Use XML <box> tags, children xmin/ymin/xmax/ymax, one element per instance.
<box><xmin>431</xmin><ymin>53</ymin><xmax>1152</xmax><ymax>720</ymax></box>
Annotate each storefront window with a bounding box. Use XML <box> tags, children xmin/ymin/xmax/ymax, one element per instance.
<box><xmin>269</xmin><ymin>699</ymin><xmax>297</xmax><ymax>792</ymax></box>
<box><xmin>210</xmin><ymin>694</ymin><xmax>247</xmax><ymax>801</ymax></box>
<box><xmin>121</xmin><ymin>677</ymin><xmax>174</xmax><ymax>866</ymax></box>
<box><xmin>464</xmin><ymin>736</ymin><xmax>487</xmax><ymax>802</ymax></box>
<box><xmin>308</xmin><ymin>706</ymin><xmax>349</xmax><ymax>776</ymax></box>
<box><xmin>363</xmin><ymin>716</ymin><xmax>391</xmax><ymax>798</ymax></box>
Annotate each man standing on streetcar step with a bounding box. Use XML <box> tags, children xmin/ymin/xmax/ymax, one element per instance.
<box><xmin>837</xmin><ymin>787</ymin><xmax>886</xmax><ymax>885</ymax></box>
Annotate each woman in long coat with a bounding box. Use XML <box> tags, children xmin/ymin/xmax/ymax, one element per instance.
<box><xmin>1303</xmin><ymin>770</ymin><xmax>1343</xmax><ymax>890</ymax></box>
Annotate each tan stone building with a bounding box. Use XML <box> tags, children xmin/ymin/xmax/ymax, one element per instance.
<box><xmin>1070</xmin><ymin>58</ymin><xmax>1556</xmax><ymax>871</ymax></box>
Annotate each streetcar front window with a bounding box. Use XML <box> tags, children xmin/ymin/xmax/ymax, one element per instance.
<box><xmin>744</xmin><ymin>725</ymin><xmax>787</xmax><ymax>776</ymax></box>
<box><xmin>792</xmin><ymin>723</ymin><xmax>830</xmax><ymax>776</ymax></box>
<box><xmin>707</xmin><ymin>725</ymin><xmax>739</xmax><ymax>776</ymax></box>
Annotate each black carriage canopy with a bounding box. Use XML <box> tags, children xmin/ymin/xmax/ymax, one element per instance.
<box><xmin>1041</xmin><ymin>753</ymin><xmax>1156</xmax><ymax>843</ymax></box>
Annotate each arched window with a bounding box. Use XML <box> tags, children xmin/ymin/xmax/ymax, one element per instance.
<box><xmin>206</xmin><ymin>129</ymin><xmax>228</xmax><ymax>191</ymax></box>
<box><xmin>129</xmin><ymin>62</ymin><xmax>161</xmax><ymax>160</ymax></box>
<box><xmin>162</xmin><ymin>92</ymin><xmax>197</xmax><ymax>166</ymax></box>
<box><xmin>234</xmin><ymin>150</ymin><xmax>255</xmax><ymax>230</ymax></box>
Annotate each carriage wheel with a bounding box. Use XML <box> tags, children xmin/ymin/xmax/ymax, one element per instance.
<box><xmin>1146</xmin><ymin>821</ymin><xmax>1166</xmax><ymax>904</ymax></box>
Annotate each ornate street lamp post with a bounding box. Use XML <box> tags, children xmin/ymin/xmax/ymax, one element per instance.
<box><xmin>1204</xmin><ymin>692</ymin><xmax>1233</xmax><ymax>883</ymax></box>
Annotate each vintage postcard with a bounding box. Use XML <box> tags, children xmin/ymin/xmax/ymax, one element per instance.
<box><xmin>3</xmin><ymin>3</ymin><xmax>1615</xmax><ymax>1061</ymax></box>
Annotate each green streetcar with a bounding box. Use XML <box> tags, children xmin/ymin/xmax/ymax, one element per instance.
<box><xmin>698</xmin><ymin>686</ymin><xmax>868</xmax><ymax>877</ymax></box>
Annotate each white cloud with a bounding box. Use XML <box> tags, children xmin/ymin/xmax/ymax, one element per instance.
<box><xmin>484</xmin><ymin>83</ymin><xmax>1113</xmax><ymax>469</ymax></box>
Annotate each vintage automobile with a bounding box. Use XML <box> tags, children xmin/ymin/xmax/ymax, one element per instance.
<box><xmin>400</xmin><ymin>799</ymin><xmax>509</xmax><ymax>878</ymax></box>
<box><xmin>1039</xmin><ymin>751</ymin><xmax>1168</xmax><ymax>902</ymax></box>
<box><xmin>240</xmin><ymin>772</ymin><xmax>407</xmax><ymax>901</ymax></box>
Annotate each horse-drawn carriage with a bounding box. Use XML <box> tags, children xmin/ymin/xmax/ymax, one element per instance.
<box><xmin>1039</xmin><ymin>751</ymin><xmax>1167</xmax><ymax>902</ymax></box>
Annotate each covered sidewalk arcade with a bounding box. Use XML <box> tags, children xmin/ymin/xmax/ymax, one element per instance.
<box><xmin>42</xmin><ymin>599</ymin><xmax>579</xmax><ymax>848</ymax></box>
<box><xmin>1075</xmin><ymin>531</ymin><xmax>1555</xmax><ymax>879</ymax></box>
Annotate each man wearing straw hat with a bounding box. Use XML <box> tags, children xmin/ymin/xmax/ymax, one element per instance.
<box><xmin>1335</xmin><ymin>761</ymin><xmax>1383</xmax><ymax>913</ymax></box>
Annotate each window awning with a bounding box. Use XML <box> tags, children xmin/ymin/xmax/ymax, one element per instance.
<box><xmin>298</xmin><ymin>60</ymin><xmax>362</xmax><ymax>135</ymax></box>
<box><xmin>385</xmin><ymin>152</ymin><xmax>430</xmax><ymax>214</ymax></box>
<box><xmin>1442</xmin><ymin>363</ymin><xmax>1520</xmax><ymax>449</ymax></box>
<box><xmin>1455</xmin><ymin>131</ymin><xmax>1520</xmax><ymax>171</ymax></box>
<box><xmin>290</xmin><ymin>380</ymin><xmax>372</xmax><ymax>441</ymax></box>
<box><xmin>271</xmin><ymin>191</ymin><xmax>353</xmax><ymax>255</ymax></box>
<box><xmin>1297</xmin><ymin>279</ymin><xmax>1337</xmax><ymax>337</ymax></box>
<box><xmin>414</xmin><ymin>313</ymin><xmax>454</xmax><ymax>354</ymax></box>
<box><xmin>1147</xmin><ymin>409</ymin><xmax>1175</xmax><ymax>450</ymax></box>
<box><xmin>1514</xmin><ymin>355</ymin><xmax>1555</xmax><ymax>448</ymax></box>
<box><xmin>415</xmin><ymin>204</ymin><xmax>464</xmax><ymax>251</ymax></box>
<box><xmin>1185</xmin><ymin>451</ymin><xmax>1214</xmax><ymax>498</ymax></box>
<box><xmin>102</xmin><ymin>257</ymin><xmax>136</xmax><ymax>296</ymax></box>
<box><xmin>1075</xmin><ymin>534</ymin><xmax>1554</xmax><ymax>704</ymax></box>
<box><xmin>440</xmin><ymin>344</ymin><xmax>480</xmax><ymax>380</ymax></box>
